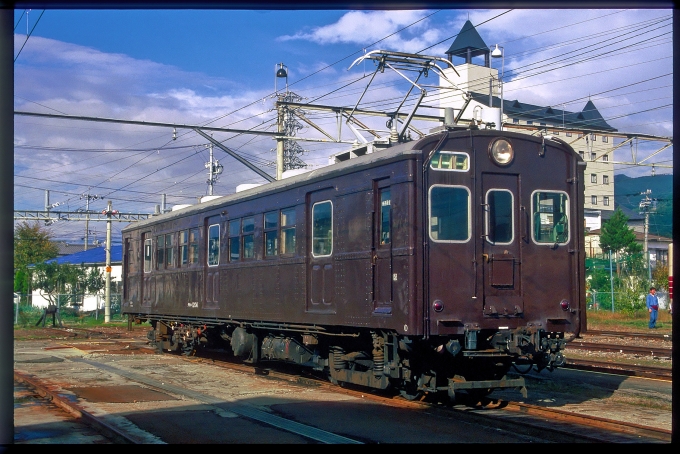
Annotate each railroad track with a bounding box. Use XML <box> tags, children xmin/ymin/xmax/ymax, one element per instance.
<box><xmin>564</xmin><ymin>358</ymin><xmax>672</xmax><ymax>380</ymax></box>
<box><xmin>567</xmin><ymin>341</ymin><xmax>672</xmax><ymax>357</ymax></box>
<box><xmin>583</xmin><ymin>329</ymin><xmax>672</xmax><ymax>341</ymax></box>
<box><xmin>184</xmin><ymin>350</ymin><xmax>671</xmax><ymax>443</ymax></box>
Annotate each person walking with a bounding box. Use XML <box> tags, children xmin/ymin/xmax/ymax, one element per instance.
<box><xmin>646</xmin><ymin>287</ymin><xmax>659</xmax><ymax>329</ymax></box>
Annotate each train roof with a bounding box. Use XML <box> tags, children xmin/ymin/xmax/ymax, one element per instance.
<box><xmin>123</xmin><ymin>140</ymin><xmax>425</xmax><ymax>232</ymax></box>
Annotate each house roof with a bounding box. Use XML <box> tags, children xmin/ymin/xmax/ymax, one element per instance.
<box><xmin>46</xmin><ymin>245</ymin><xmax>122</xmax><ymax>266</ymax></box>
<box><xmin>469</xmin><ymin>92</ymin><xmax>616</xmax><ymax>132</ymax></box>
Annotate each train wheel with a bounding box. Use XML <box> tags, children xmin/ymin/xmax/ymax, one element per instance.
<box><xmin>399</xmin><ymin>377</ymin><xmax>424</xmax><ymax>401</ymax></box>
<box><xmin>181</xmin><ymin>341</ymin><xmax>196</xmax><ymax>356</ymax></box>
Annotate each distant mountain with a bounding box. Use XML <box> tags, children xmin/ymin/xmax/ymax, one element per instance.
<box><xmin>614</xmin><ymin>174</ymin><xmax>673</xmax><ymax>238</ymax></box>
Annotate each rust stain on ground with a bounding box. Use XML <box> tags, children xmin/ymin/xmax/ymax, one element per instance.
<box><xmin>66</xmin><ymin>385</ymin><xmax>178</xmax><ymax>403</ymax></box>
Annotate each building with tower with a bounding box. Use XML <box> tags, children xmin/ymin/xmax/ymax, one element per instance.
<box><xmin>438</xmin><ymin>20</ymin><xmax>617</xmax><ymax>232</ymax></box>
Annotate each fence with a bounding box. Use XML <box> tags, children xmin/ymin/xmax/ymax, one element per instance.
<box><xmin>13</xmin><ymin>293</ymin><xmax>124</xmax><ymax>325</ymax></box>
<box><xmin>587</xmin><ymin>290</ymin><xmax>669</xmax><ymax>313</ymax></box>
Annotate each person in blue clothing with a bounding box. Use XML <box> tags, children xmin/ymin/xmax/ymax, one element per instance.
<box><xmin>646</xmin><ymin>287</ymin><xmax>659</xmax><ymax>329</ymax></box>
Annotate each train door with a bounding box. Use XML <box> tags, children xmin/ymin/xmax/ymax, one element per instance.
<box><xmin>142</xmin><ymin>232</ymin><xmax>154</xmax><ymax>308</ymax></box>
<box><xmin>481</xmin><ymin>173</ymin><xmax>523</xmax><ymax>315</ymax></box>
<box><xmin>373</xmin><ymin>184</ymin><xmax>393</xmax><ymax>312</ymax></box>
<box><xmin>204</xmin><ymin>217</ymin><xmax>220</xmax><ymax>310</ymax></box>
<box><xmin>307</xmin><ymin>188</ymin><xmax>336</xmax><ymax>314</ymax></box>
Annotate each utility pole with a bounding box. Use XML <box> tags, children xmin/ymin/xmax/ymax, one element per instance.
<box><xmin>81</xmin><ymin>193</ymin><xmax>101</xmax><ymax>251</ymax></box>
<box><xmin>204</xmin><ymin>141</ymin><xmax>223</xmax><ymax>196</ymax></box>
<box><xmin>639</xmin><ymin>189</ymin><xmax>655</xmax><ymax>282</ymax></box>
<box><xmin>102</xmin><ymin>201</ymin><xmax>117</xmax><ymax>323</ymax></box>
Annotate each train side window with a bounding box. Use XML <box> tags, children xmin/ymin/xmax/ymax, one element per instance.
<box><xmin>312</xmin><ymin>201</ymin><xmax>332</xmax><ymax>257</ymax></box>
<box><xmin>179</xmin><ymin>230</ymin><xmax>189</xmax><ymax>265</ymax></box>
<box><xmin>380</xmin><ymin>189</ymin><xmax>391</xmax><ymax>245</ymax></box>
<box><xmin>264</xmin><ymin>211</ymin><xmax>278</xmax><ymax>257</ymax></box>
<box><xmin>144</xmin><ymin>238</ymin><xmax>152</xmax><ymax>273</ymax></box>
<box><xmin>208</xmin><ymin>224</ymin><xmax>220</xmax><ymax>266</ymax></box>
<box><xmin>165</xmin><ymin>234</ymin><xmax>175</xmax><ymax>268</ymax></box>
<box><xmin>242</xmin><ymin>217</ymin><xmax>255</xmax><ymax>259</ymax></box>
<box><xmin>281</xmin><ymin>208</ymin><xmax>296</xmax><ymax>255</ymax></box>
<box><xmin>228</xmin><ymin>220</ymin><xmax>240</xmax><ymax>262</ymax></box>
<box><xmin>430</xmin><ymin>151</ymin><xmax>469</xmax><ymax>171</ymax></box>
<box><xmin>428</xmin><ymin>185</ymin><xmax>470</xmax><ymax>242</ymax></box>
<box><xmin>155</xmin><ymin>235</ymin><xmax>164</xmax><ymax>270</ymax></box>
<box><xmin>531</xmin><ymin>191</ymin><xmax>570</xmax><ymax>245</ymax></box>
<box><xmin>485</xmin><ymin>189</ymin><xmax>514</xmax><ymax>244</ymax></box>
<box><xmin>189</xmin><ymin>228</ymin><xmax>199</xmax><ymax>264</ymax></box>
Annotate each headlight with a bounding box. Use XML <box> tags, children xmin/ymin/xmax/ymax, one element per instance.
<box><xmin>490</xmin><ymin>138</ymin><xmax>514</xmax><ymax>166</ymax></box>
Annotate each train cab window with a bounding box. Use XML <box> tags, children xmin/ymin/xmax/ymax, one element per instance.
<box><xmin>281</xmin><ymin>208</ymin><xmax>296</xmax><ymax>255</ymax></box>
<box><xmin>380</xmin><ymin>189</ymin><xmax>391</xmax><ymax>245</ymax></box>
<box><xmin>228</xmin><ymin>220</ymin><xmax>240</xmax><ymax>262</ymax></box>
<box><xmin>531</xmin><ymin>191</ymin><xmax>570</xmax><ymax>245</ymax></box>
<box><xmin>242</xmin><ymin>217</ymin><xmax>255</xmax><ymax>259</ymax></box>
<box><xmin>485</xmin><ymin>189</ymin><xmax>514</xmax><ymax>244</ymax></box>
<box><xmin>208</xmin><ymin>224</ymin><xmax>220</xmax><ymax>266</ymax></box>
<box><xmin>264</xmin><ymin>211</ymin><xmax>278</xmax><ymax>257</ymax></box>
<box><xmin>312</xmin><ymin>201</ymin><xmax>332</xmax><ymax>257</ymax></box>
<box><xmin>428</xmin><ymin>185</ymin><xmax>470</xmax><ymax>242</ymax></box>
<box><xmin>144</xmin><ymin>238</ymin><xmax>152</xmax><ymax>273</ymax></box>
<box><xmin>430</xmin><ymin>151</ymin><xmax>469</xmax><ymax>171</ymax></box>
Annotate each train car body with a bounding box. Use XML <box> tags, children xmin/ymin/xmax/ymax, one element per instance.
<box><xmin>122</xmin><ymin>126</ymin><xmax>585</xmax><ymax>400</ymax></box>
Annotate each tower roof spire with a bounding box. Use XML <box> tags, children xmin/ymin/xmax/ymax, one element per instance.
<box><xmin>446</xmin><ymin>20</ymin><xmax>490</xmax><ymax>66</ymax></box>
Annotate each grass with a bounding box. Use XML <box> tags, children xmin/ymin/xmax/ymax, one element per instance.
<box><xmin>585</xmin><ymin>308</ymin><xmax>673</xmax><ymax>333</ymax></box>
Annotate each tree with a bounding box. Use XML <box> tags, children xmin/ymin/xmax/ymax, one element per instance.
<box><xmin>599</xmin><ymin>208</ymin><xmax>642</xmax><ymax>275</ymax></box>
<box><xmin>32</xmin><ymin>262</ymin><xmax>105</xmax><ymax>310</ymax></box>
<box><xmin>14</xmin><ymin>222</ymin><xmax>59</xmax><ymax>295</ymax></box>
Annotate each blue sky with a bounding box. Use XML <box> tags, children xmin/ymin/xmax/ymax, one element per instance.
<box><xmin>13</xmin><ymin>8</ymin><xmax>673</xmax><ymax>244</ymax></box>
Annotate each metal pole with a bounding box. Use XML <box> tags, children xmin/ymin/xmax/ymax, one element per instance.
<box><xmin>609</xmin><ymin>250</ymin><xmax>614</xmax><ymax>313</ymax></box>
<box><xmin>85</xmin><ymin>196</ymin><xmax>90</xmax><ymax>251</ymax></box>
<box><xmin>276</xmin><ymin>100</ymin><xmax>284</xmax><ymax>180</ymax></box>
<box><xmin>105</xmin><ymin>200</ymin><xmax>112</xmax><ymax>323</ymax></box>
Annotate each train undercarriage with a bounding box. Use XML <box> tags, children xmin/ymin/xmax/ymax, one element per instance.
<box><xmin>136</xmin><ymin>316</ymin><xmax>568</xmax><ymax>403</ymax></box>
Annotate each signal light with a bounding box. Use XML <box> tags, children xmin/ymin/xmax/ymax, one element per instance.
<box><xmin>560</xmin><ymin>299</ymin><xmax>570</xmax><ymax>311</ymax></box>
<box><xmin>433</xmin><ymin>300</ymin><xmax>444</xmax><ymax>312</ymax></box>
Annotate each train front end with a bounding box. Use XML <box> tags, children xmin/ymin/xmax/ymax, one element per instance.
<box><xmin>421</xmin><ymin>127</ymin><xmax>585</xmax><ymax>398</ymax></box>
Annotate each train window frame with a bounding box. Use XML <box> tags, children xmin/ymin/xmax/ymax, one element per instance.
<box><xmin>180</xmin><ymin>230</ymin><xmax>189</xmax><ymax>266</ymax></box>
<box><xmin>530</xmin><ymin>190</ymin><xmax>570</xmax><ymax>246</ymax></box>
<box><xmin>242</xmin><ymin>216</ymin><xmax>255</xmax><ymax>259</ymax></box>
<box><xmin>155</xmin><ymin>235</ymin><xmax>164</xmax><ymax>270</ymax></box>
<box><xmin>428</xmin><ymin>184</ymin><xmax>471</xmax><ymax>243</ymax></box>
<box><xmin>429</xmin><ymin>150</ymin><xmax>470</xmax><ymax>172</ymax></box>
<box><xmin>484</xmin><ymin>189</ymin><xmax>514</xmax><ymax>245</ymax></box>
<box><xmin>228</xmin><ymin>219</ymin><xmax>240</xmax><ymax>262</ymax></box>
<box><xmin>188</xmin><ymin>228</ymin><xmax>199</xmax><ymax>264</ymax></box>
<box><xmin>312</xmin><ymin>200</ymin><xmax>333</xmax><ymax>257</ymax></box>
<box><xmin>164</xmin><ymin>233</ymin><xmax>175</xmax><ymax>269</ymax></box>
<box><xmin>379</xmin><ymin>188</ymin><xmax>391</xmax><ymax>245</ymax></box>
<box><xmin>264</xmin><ymin>211</ymin><xmax>278</xmax><ymax>258</ymax></box>
<box><xmin>143</xmin><ymin>238</ymin><xmax>152</xmax><ymax>273</ymax></box>
<box><xmin>207</xmin><ymin>224</ymin><xmax>220</xmax><ymax>267</ymax></box>
<box><xmin>280</xmin><ymin>207</ymin><xmax>296</xmax><ymax>256</ymax></box>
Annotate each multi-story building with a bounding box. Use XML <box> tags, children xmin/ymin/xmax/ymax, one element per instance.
<box><xmin>437</xmin><ymin>20</ymin><xmax>617</xmax><ymax>228</ymax></box>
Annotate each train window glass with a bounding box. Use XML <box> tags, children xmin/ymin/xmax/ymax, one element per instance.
<box><xmin>312</xmin><ymin>201</ymin><xmax>332</xmax><ymax>256</ymax></box>
<box><xmin>208</xmin><ymin>224</ymin><xmax>220</xmax><ymax>266</ymax></box>
<box><xmin>430</xmin><ymin>151</ymin><xmax>469</xmax><ymax>171</ymax></box>
<box><xmin>531</xmin><ymin>191</ymin><xmax>569</xmax><ymax>245</ymax></box>
<box><xmin>243</xmin><ymin>217</ymin><xmax>255</xmax><ymax>259</ymax></box>
<box><xmin>165</xmin><ymin>234</ymin><xmax>174</xmax><ymax>268</ymax></box>
<box><xmin>380</xmin><ymin>189</ymin><xmax>391</xmax><ymax>244</ymax></box>
<box><xmin>189</xmin><ymin>228</ymin><xmax>199</xmax><ymax>264</ymax></box>
<box><xmin>180</xmin><ymin>230</ymin><xmax>189</xmax><ymax>265</ymax></box>
<box><xmin>485</xmin><ymin>189</ymin><xmax>513</xmax><ymax>244</ymax></box>
<box><xmin>228</xmin><ymin>220</ymin><xmax>240</xmax><ymax>262</ymax></box>
<box><xmin>156</xmin><ymin>235</ymin><xmax>164</xmax><ymax>270</ymax></box>
<box><xmin>281</xmin><ymin>208</ymin><xmax>296</xmax><ymax>255</ymax></box>
<box><xmin>144</xmin><ymin>238</ymin><xmax>152</xmax><ymax>273</ymax></box>
<box><xmin>428</xmin><ymin>185</ymin><xmax>470</xmax><ymax>242</ymax></box>
<box><xmin>264</xmin><ymin>211</ymin><xmax>278</xmax><ymax>257</ymax></box>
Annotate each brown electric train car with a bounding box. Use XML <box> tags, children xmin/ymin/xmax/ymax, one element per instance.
<box><xmin>121</xmin><ymin>126</ymin><xmax>586</xmax><ymax>401</ymax></box>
